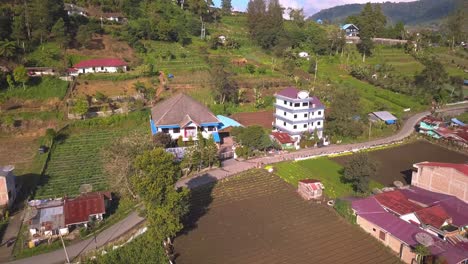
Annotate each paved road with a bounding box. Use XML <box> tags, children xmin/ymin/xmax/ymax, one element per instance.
<box><xmin>7</xmin><ymin>211</ymin><xmax>144</xmax><ymax>264</ymax></box>
<box><xmin>176</xmin><ymin>105</ymin><xmax>468</xmax><ymax>189</ymax></box>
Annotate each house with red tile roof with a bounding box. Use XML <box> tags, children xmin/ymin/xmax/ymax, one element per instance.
<box><xmin>352</xmin><ymin>187</ymin><xmax>468</xmax><ymax>264</ymax></box>
<box><xmin>274</xmin><ymin>87</ymin><xmax>325</xmax><ymax>141</ymax></box>
<box><xmin>297</xmin><ymin>179</ymin><xmax>324</xmax><ymax>200</ymax></box>
<box><xmin>412</xmin><ymin>162</ymin><xmax>468</xmax><ymax>203</ymax></box>
<box><xmin>64</xmin><ymin>192</ymin><xmax>112</xmax><ymax>226</ymax></box>
<box><xmin>70</xmin><ymin>58</ymin><xmax>128</xmax><ymax>75</ymax></box>
<box><xmin>270</xmin><ymin>132</ymin><xmax>295</xmax><ymax>149</ymax></box>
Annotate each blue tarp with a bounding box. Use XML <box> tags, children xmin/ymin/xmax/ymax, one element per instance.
<box><xmin>150</xmin><ymin>119</ymin><xmax>157</xmax><ymax>135</ymax></box>
<box><xmin>464</xmin><ymin>80</ymin><xmax>468</xmax><ymax>85</ymax></box>
<box><xmin>451</xmin><ymin>118</ymin><xmax>466</xmax><ymax>126</ymax></box>
<box><xmin>212</xmin><ymin>132</ymin><xmax>221</xmax><ymax>143</ymax></box>
<box><xmin>216</xmin><ymin>115</ymin><xmax>243</xmax><ymax>130</ymax></box>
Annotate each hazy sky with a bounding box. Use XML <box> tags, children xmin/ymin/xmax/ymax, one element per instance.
<box><xmin>212</xmin><ymin>0</ymin><xmax>418</xmax><ymax>16</ymax></box>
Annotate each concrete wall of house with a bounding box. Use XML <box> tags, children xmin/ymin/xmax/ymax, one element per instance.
<box><xmin>159</xmin><ymin>124</ymin><xmax>218</xmax><ymax>141</ymax></box>
<box><xmin>412</xmin><ymin>166</ymin><xmax>468</xmax><ymax>202</ymax></box>
<box><xmin>356</xmin><ymin>215</ymin><xmax>416</xmax><ymax>264</ymax></box>
<box><xmin>80</xmin><ymin>66</ymin><xmax>127</xmax><ymax>74</ymax></box>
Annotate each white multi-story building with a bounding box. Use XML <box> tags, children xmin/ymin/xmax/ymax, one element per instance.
<box><xmin>274</xmin><ymin>87</ymin><xmax>325</xmax><ymax>141</ymax></box>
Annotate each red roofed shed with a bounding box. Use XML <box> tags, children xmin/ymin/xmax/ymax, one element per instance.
<box><xmin>64</xmin><ymin>192</ymin><xmax>111</xmax><ymax>226</ymax></box>
<box><xmin>73</xmin><ymin>58</ymin><xmax>128</xmax><ymax>74</ymax></box>
<box><xmin>297</xmin><ymin>179</ymin><xmax>324</xmax><ymax>200</ymax></box>
<box><xmin>416</xmin><ymin>205</ymin><xmax>451</xmax><ymax>228</ymax></box>
<box><xmin>271</xmin><ymin>132</ymin><xmax>295</xmax><ymax>149</ymax></box>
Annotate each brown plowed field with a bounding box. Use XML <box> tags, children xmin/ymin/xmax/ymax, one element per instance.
<box><xmin>332</xmin><ymin>141</ymin><xmax>468</xmax><ymax>186</ymax></box>
<box><xmin>175</xmin><ymin>170</ymin><xmax>402</xmax><ymax>264</ymax></box>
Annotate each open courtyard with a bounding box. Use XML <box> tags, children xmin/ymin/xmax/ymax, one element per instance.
<box><xmin>174</xmin><ymin>170</ymin><xmax>402</xmax><ymax>264</ymax></box>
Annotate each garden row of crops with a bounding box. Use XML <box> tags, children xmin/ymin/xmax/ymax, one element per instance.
<box><xmin>34</xmin><ymin>129</ymin><xmax>130</xmax><ymax>199</ymax></box>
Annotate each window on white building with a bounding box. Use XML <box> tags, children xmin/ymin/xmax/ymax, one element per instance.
<box><xmin>294</xmin><ymin>103</ymin><xmax>300</xmax><ymax>107</ymax></box>
<box><xmin>290</xmin><ymin>102</ymin><xmax>292</xmax><ymax>106</ymax></box>
<box><xmin>284</xmin><ymin>112</ymin><xmax>287</xmax><ymax>116</ymax></box>
<box><xmin>207</xmin><ymin>126</ymin><xmax>216</xmax><ymax>131</ymax></box>
<box><xmin>318</xmin><ymin>111</ymin><xmax>322</xmax><ymax>115</ymax></box>
<box><xmin>294</xmin><ymin>114</ymin><xmax>297</xmax><ymax>119</ymax></box>
<box><xmin>302</xmin><ymin>102</ymin><xmax>308</xmax><ymax>106</ymax></box>
<box><xmin>318</xmin><ymin>121</ymin><xmax>321</xmax><ymax>126</ymax></box>
<box><xmin>304</xmin><ymin>113</ymin><xmax>307</xmax><ymax>118</ymax></box>
<box><xmin>311</xmin><ymin>111</ymin><xmax>314</xmax><ymax>116</ymax></box>
<box><xmin>303</xmin><ymin>124</ymin><xmax>307</xmax><ymax>128</ymax></box>
<box><xmin>173</xmin><ymin>128</ymin><xmax>180</xmax><ymax>133</ymax></box>
<box><xmin>283</xmin><ymin>122</ymin><xmax>286</xmax><ymax>126</ymax></box>
<box><xmin>162</xmin><ymin>128</ymin><xmax>169</xmax><ymax>133</ymax></box>
<box><xmin>284</xmin><ymin>100</ymin><xmax>287</xmax><ymax>105</ymax></box>
<box><xmin>293</xmin><ymin>125</ymin><xmax>297</xmax><ymax>129</ymax></box>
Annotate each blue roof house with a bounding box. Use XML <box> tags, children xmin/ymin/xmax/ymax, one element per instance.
<box><xmin>342</xmin><ymin>24</ymin><xmax>359</xmax><ymax>37</ymax></box>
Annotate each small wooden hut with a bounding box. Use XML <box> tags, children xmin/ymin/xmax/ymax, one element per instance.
<box><xmin>297</xmin><ymin>179</ymin><xmax>324</xmax><ymax>200</ymax></box>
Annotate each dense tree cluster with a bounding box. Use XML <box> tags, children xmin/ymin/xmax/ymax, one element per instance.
<box><xmin>343</xmin><ymin>152</ymin><xmax>378</xmax><ymax>193</ymax></box>
<box><xmin>326</xmin><ymin>88</ymin><xmax>364</xmax><ymax>140</ymax></box>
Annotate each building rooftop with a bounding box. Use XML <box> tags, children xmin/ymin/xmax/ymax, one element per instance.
<box><xmin>230</xmin><ymin>110</ymin><xmax>274</xmax><ymax>129</ymax></box>
<box><xmin>414</xmin><ymin>162</ymin><xmax>468</xmax><ymax>176</ymax></box>
<box><xmin>371</xmin><ymin>111</ymin><xmax>398</xmax><ymax>122</ymax></box>
<box><xmin>275</xmin><ymin>87</ymin><xmax>324</xmax><ymax>108</ymax></box>
<box><xmin>73</xmin><ymin>58</ymin><xmax>128</xmax><ymax>68</ymax></box>
<box><xmin>416</xmin><ymin>205</ymin><xmax>450</xmax><ymax>228</ymax></box>
<box><xmin>150</xmin><ymin>93</ymin><xmax>220</xmax><ymax>127</ymax></box>
<box><xmin>374</xmin><ymin>190</ymin><xmax>423</xmax><ymax>215</ymax></box>
<box><xmin>271</xmin><ymin>132</ymin><xmax>295</xmax><ymax>144</ymax></box>
<box><xmin>63</xmin><ymin>192</ymin><xmax>109</xmax><ymax>226</ymax></box>
<box><xmin>217</xmin><ymin>115</ymin><xmax>243</xmax><ymax>132</ymax></box>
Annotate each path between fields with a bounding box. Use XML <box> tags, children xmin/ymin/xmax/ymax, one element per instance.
<box><xmin>176</xmin><ymin>105</ymin><xmax>468</xmax><ymax>189</ymax></box>
<box><xmin>5</xmin><ymin>104</ymin><xmax>466</xmax><ymax>263</ymax></box>
<box><xmin>6</xmin><ymin>211</ymin><xmax>144</xmax><ymax>264</ymax></box>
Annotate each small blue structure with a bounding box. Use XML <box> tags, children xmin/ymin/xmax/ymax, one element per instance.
<box><xmin>463</xmin><ymin>79</ymin><xmax>468</xmax><ymax>86</ymax></box>
<box><xmin>316</xmin><ymin>19</ymin><xmax>323</xmax><ymax>24</ymax></box>
<box><xmin>216</xmin><ymin>115</ymin><xmax>243</xmax><ymax>131</ymax></box>
<box><xmin>212</xmin><ymin>132</ymin><xmax>221</xmax><ymax>143</ymax></box>
<box><xmin>150</xmin><ymin>119</ymin><xmax>158</xmax><ymax>135</ymax></box>
<box><xmin>451</xmin><ymin>118</ymin><xmax>465</xmax><ymax>127</ymax></box>
<box><xmin>168</xmin><ymin>73</ymin><xmax>174</xmax><ymax>79</ymax></box>
<box><xmin>369</xmin><ymin>111</ymin><xmax>398</xmax><ymax>125</ymax></box>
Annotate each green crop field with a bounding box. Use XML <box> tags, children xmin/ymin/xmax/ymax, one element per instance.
<box><xmin>0</xmin><ymin>77</ymin><xmax>68</xmax><ymax>101</ymax></box>
<box><xmin>274</xmin><ymin>157</ymin><xmax>383</xmax><ymax>199</ymax></box>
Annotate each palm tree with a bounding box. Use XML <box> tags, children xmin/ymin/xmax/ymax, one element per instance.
<box><xmin>0</xmin><ymin>41</ymin><xmax>16</xmax><ymax>58</ymax></box>
<box><xmin>414</xmin><ymin>244</ymin><xmax>430</xmax><ymax>264</ymax></box>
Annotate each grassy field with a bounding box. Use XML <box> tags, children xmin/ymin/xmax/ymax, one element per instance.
<box><xmin>274</xmin><ymin>157</ymin><xmax>383</xmax><ymax>198</ymax></box>
<box><xmin>0</xmin><ymin>77</ymin><xmax>68</xmax><ymax>101</ymax></box>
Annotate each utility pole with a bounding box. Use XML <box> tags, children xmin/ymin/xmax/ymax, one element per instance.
<box><xmin>60</xmin><ymin>233</ymin><xmax>70</xmax><ymax>264</ymax></box>
<box><xmin>312</xmin><ymin>56</ymin><xmax>318</xmax><ymax>91</ymax></box>
<box><xmin>368</xmin><ymin>121</ymin><xmax>372</xmax><ymax>140</ymax></box>
<box><xmin>200</xmin><ymin>21</ymin><xmax>206</xmax><ymax>39</ymax></box>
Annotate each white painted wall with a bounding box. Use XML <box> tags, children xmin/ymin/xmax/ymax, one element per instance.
<box><xmin>79</xmin><ymin>66</ymin><xmax>127</xmax><ymax>74</ymax></box>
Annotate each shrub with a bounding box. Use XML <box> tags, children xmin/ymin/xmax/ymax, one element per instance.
<box><xmin>334</xmin><ymin>199</ymin><xmax>356</xmax><ymax>224</ymax></box>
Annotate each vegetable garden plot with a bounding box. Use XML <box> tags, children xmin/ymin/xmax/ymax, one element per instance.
<box><xmin>35</xmin><ymin>129</ymin><xmax>128</xmax><ymax>199</ymax></box>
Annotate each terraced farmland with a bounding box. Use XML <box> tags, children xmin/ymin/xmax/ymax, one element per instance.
<box><xmin>175</xmin><ymin>170</ymin><xmax>402</xmax><ymax>264</ymax></box>
<box><xmin>35</xmin><ymin>129</ymin><xmax>126</xmax><ymax>199</ymax></box>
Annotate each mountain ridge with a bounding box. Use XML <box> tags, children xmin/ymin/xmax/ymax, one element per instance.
<box><xmin>309</xmin><ymin>0</ymin><xmax>462</xmax><ymax>25</ymax></box>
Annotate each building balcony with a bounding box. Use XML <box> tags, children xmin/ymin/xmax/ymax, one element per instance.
<box><xmin>274</xmin><ymin>104</ymin><xmax>325</xmax><ymax>113</ymax></box>
<box><xmin>274</xmin><ymin>114</ymin><xmax>324</xmax><ymax>124</ymax></box>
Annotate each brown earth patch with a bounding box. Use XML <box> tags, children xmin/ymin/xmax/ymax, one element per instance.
<box><xmin>73</xmin><ymin>77</ymin><xmax>155</xmax><ymax>97</ymax></box>
<box><xmin>0</xmin><ymin>135</ymin><xmax>39</xmax><ymax>173</ymax></box>
<box><xmin>175</xmin><ymin>170</ymin><xmax>402</xmax><ymax>264</ymax></box>
<box><xmin>332</xmin><ymin>141</ymin><xmax>468</xmax><ymax>186</ymax></box>
<box><xmin>67</xmin><ymin>34</ymin><xmax>138</xmax><ymax>65</ymax></box>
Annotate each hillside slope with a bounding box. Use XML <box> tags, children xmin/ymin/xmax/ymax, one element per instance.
<box><xmin>310</xmin><ymin>0</ymin><xmax>461</xmax><ymax>25</ymax></box>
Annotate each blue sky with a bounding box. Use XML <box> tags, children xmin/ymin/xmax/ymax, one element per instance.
<box><xmin>212</xmin><ymin>0</ymin><xmax>416</xmax><ymax>16</ymax></box>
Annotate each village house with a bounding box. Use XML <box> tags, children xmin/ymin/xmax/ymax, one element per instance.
<box><xmin>64</xmin><ymin>3</ymin><xmax>87</xmax><ymax>16</ymax></box>
<box><xmin>352</xmin><ymin>187</ymin><xmax>468</xmax><ymax>264</ymax></box>
<box><xmin>101</xmin><ymin>12</ymin><xmax>126</xmax><ymax>23</ymax></box>
<box><xmin>412</xmin><ymin>162</ymin><xmax>468</xmax><ymax>203</ymax></box>
<box><xmin>27</xmin><ymin>192</ymin><xmax>111</xmax><ymax>243</ymax></box>
<box><xmin>274</xmin><ymin>87</ymin><xmax>325</xmax><ymax>141</ymax></box>
<box><xmin>150</xmin><ymin>93</ymin><xmax>222</xmax><ymax>143</ymax></box>
<box><xmin>369</xmin><ymin>111</ymin><xmax>398</xmax><ymax>125</ymax></box>
<box><xmin>69</xmin><ymin>58</ymin><xmax>128</xmax><ymax>75</ymax></box>
<box><xmin>270</xmin><ymin>132</ymin><xmax>295</xmax><ymax>149</ymax></box>
<box><xmin>342</xmin><ymin>24</ymin><xmax>359</xmax><ymax>37</ymax></box>
<box><xmin>0</xmin><ymin>165</ymin><xmax>16</xmax><ymax>208</ymax></box>
<box><xmin>26</xmin><ymin>67</ymin><xmax>57</xmax><ymax>77</ymax></box>
<box><xmin>418</xmin><ymin>115</ymin><xmax>468</xmax><ymax>147</ymax></box>
<box><xmin>297</xmin><ymin>179</ymin><xmax>324</xmax><ymax>200</ymax></box>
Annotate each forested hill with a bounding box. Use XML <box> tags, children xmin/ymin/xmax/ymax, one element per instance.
<box><xmin>310</xmin><ymin>0</ymin><xmax>462</xmax><ymax>25</ymax></box>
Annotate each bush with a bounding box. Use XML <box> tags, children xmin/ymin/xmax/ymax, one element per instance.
<box><xmin>334</xmin><ymin>199</ymin><xmax>356</xmax><ymax>224</ymax></box>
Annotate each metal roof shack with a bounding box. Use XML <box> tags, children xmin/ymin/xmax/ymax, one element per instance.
<box><xmin>369</xmin><ymin>111</ymin><xmax>398</xmax><ymax>124</ymax></box>
<box><xmin>416</xmin><ymin>205</ymin><xmax>451</xmax><ymax>229</ymax></box>
<box><xmin>73</xmin><ymin>58</ymin><xmax>128</xmax><ymax>68</ymax></box>
<box><xmin>271</xmin><ymin>132</ymin><xmax>295</xmax><ymax>144</ymax></box>
<box><xmin>63</xmin><ymin>192</ymin><xmax>111</xmax><ymax>226</ymax></box>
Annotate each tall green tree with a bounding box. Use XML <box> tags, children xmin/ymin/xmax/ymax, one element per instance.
<box><xmin>415</xmin><ymin>57</ymin><xmax>448</xmax><ymax>101</ymax></box>
<box><xmin>210</xmin><ymin>58</ymin><xmax>238</xmax><ymax>104</ymax></box>
<box><xmin>326</xmin><ymin>88</ymin><xmax>363</xmax><ymax>139</ymax></box>
<box><xmin>73</xmin><ymin>98</ymin><xmax>89</xmax><ymax>119</ymax></box>
<box><xmin>221</xmin><ymin>0</ymin><xmax>232</xmax><ymax>15</ymax></box>
<box><xmin>247</xmin><ymin>0</ymin><xmax>284</xmax><ymax>49</ymax></box>
<box><xmin>11</xmin><ymin>14</ymin><xmax>27</xmax><ymax>52</ymax></box>
<box><xmin>357</xmin><ymin>36</ymin><xmax>374</xmax><ymax>62</ymax></box>
<box><xmin>343</xmin><ymin>152</ymin><xmax>378</xmax><ymax>193</ymax></box>
<box><xmin>0</xmin><ymin>41</ymin><xmax>16</xmax><ymax>58</ymax></box>
<box><xmin>13</xmin><ymin>65</ymin><xmax>28</xmax><ymax>90</ymax></box>
<box><xmin>133</xmin><ymin>148</ymin><xmax>190</xmax><ymax>240</ymax></box>
<box><xmin>51</xmin><ymin>18</ymin><xmax>69</xmax><ymax>49</ymax></box>
<box><xmin>446</xmin><ymin>8</ymin><xmax>467</xmax><ymax>48</ymax></box>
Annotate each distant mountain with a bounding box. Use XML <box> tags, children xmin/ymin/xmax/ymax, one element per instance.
<box><xmin>310</xmin><ymin>0</ymin><xmax>462</xmax><ymax>25</ymax></box>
